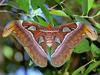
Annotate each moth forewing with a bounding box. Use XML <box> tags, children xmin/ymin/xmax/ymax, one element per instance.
<box><xmin>2</xmin><ymin>21</ymin><xmax>16</xmax><ymax>37</ymax></box>
<box><xmin>83</xmin><ymin>25</ymin><xmax>98</xmax><ymax>41</ymax></box>
<box><xmin>51</xmin><ymin>23</ymin><xmax>85</xmax><ymax>67</ymax></box>
<box><xmin>3</xmin><ymin>20</ymin><xmax>48</xmax><ymax>67</ymax></box>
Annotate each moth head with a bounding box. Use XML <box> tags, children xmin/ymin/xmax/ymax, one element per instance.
<box><xmin>84</xmin><ymin>25</ymin><xmax>98</xmax><ymax>41</ymax></box>
<box><xmin>2</xmin><ymin>21</ymin><xmax>15</xmax><ymax>37</ymax></box>
<box><xmin>47</xmin><ymin>25</ymin><xmax>52</xmax><ymax>30</ymax></box>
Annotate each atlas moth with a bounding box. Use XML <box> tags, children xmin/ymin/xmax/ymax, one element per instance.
<box><xmin>2</xmin><ymin>20</ymin><xmax>98</xmax><ymax>67</ymax></box>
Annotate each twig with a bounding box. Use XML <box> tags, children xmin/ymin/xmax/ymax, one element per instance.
<box><xmin>49</xmin><ymin>0</ymin><xmax>66</xmax><ymax>10</ymax></box>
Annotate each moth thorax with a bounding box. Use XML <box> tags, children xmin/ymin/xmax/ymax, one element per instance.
<box><xmin>45</xmin><ymin>36</ymin><xmax>53</xmax><ymax>47</ymax></box>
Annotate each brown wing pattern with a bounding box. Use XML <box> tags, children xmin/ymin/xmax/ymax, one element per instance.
<box><xmin>3</xmin><ymin>20</ymin><xmax>47</xmax><ymax>67</ymax></box>
<box><xmin>51</xmin><ymin>23</ymin><xmax>86</xmax><ymax>67</ymax></box>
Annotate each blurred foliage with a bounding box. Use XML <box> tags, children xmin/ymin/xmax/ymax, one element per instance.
<box><xmin>0</xmin><ymin>0</ymin><xmax>100</xmax><ymax>75</ymax></box>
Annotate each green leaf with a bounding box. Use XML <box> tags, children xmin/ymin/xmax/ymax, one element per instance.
<box><xmin>55</xmin><ymin>0</ymin><xmax>62</xmax><ymax>3</ymax></box>
<box><xmin>74</xmin><ymin>39</ymin><xmax>90</xmax><ymax>53</ymax></box>
<box><xmin>39</xmin><ymin>4</ymin><xmax>54</xmax><ymax>26</ymax></box>
<box><xmin>36</xmin><ymin>16</ymin><xmax>48</xmax><ymax>27</ymax></box>
<box><xmin>91</xmin><ymin>43</ymin><xmax>100</xmax><ymax>56</ymax></box>
<box><xmin>44</xmin><ymin>69</ymin><xmax>53</xmax><ymax>75</ymax></box>
<box><xmin>97</xmin><ymin>11</ymin><xmax>100</xmax><ymax>15</ymax></box>
<box><xmin>87</xmin><ymin>0</ymin><xmax>94</xmax><ymax>13</ymax></box>
<box><xmin>64</xmin><ymin>8</ymin><xmax>74</xmax><ymax>19</ymax></box>
<box><xmin>83</xmin><ymin>61</ymin><xmax>100</xmax><ymax>75</ymax></box>
<box><xmin>72</xmin><ymin>60</ymin><xmax>94</xmax><ymax>75</ymax></box>
<box><xmin>82</xmin><ymin>0</ymin><xmax>88</xmax><ymax>15</ymax></box>
<box><xmin>82</xmin><ymin>0</ymin><xmax>94</xmax><ymax>15</ymax></box>
<box><xmin>94</xmin><ymin>11</ymin><xmax>100</xmax><ymax>17</ymax></box>
<box><xmin>50</xmin><ymin>10</ymin><xmax>69</xmax><ymax>17</ymax></box>
<box><xmin>32</xmin><ymin>0</ymin><xmax>45</xmax><ymax>5</ymax></box>
<box><xmin>31</xmin><ymin>0</ymin><xmax>45</xmax><ymax>9</ymax></box>
<box><xmin>16</xmin><ymin>0</ymin><xmax>29</xmax><ymax>13</ymax></box>
<box><xmin>95</xmin><ymin>23</ymin><xmax>100</xmax><ymax>29</ymax></box>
